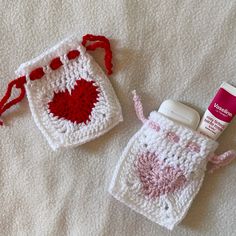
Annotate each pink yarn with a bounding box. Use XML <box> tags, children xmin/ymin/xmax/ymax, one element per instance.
<box><xmin>132</xmin><ymin>90</ymin><xmax>147</xmax><ymax>123</ymax></box>
<box><xmin>186</xmin><ymin>142</ymin><xmax>200</xmax><ymax>153</ymax></box>
<box><xmin>166</xmin><ymin>131</ymin><xmax>180</xmax><ymax>143</ymax></box>
<box><xmin>135</xmin><ymin>152</ymin><xmax>187</xmax><ymax>198</ymax></box>
<box><xmin>132</xmin><ymin>90</ymin><xmax>161</xmax><ymax>131</ymax></box>
<box><xmin>208</xmin><ymin>150</ymin><xmax>236</xmax><ymax>173</ymax></box>
<box><xmin>148</xmin><ymin>120</ymin><xmax>160</xmax><ymax>132</ymax></box>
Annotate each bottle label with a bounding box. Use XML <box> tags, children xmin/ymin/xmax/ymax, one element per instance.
<box><xmin>198</xmin><ymin>83</ymin><xmax>236</xmax><ymax>140</ymax></box>
<box><xmin>198</xmin><ymin>110</ymin><xmax>228</xmax><ymax>140</ymax></box>
<box><xmin>208</xmin><ymin>88</ymin><xmax>236</xmax><ymax>123</ymax></box>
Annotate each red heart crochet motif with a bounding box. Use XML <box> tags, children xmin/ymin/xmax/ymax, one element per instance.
<box><xmin>48</xmin><ymin>79</ymin><xmax>99</xmax><ymax>124</ymax></box>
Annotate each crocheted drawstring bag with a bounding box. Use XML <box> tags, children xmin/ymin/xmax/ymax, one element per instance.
<box><xmin>109</xmin><ymin>91</ymin><xmax>235</xmax><ymax>230</ymax></box>
<box><xmin>0</xmin><ymin>34</ymin><xmax>123</xmax><ymax>150</ymax></box>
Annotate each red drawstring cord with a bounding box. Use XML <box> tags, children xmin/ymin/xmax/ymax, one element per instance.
<box><xmin>82</xmin><ymin>34</ymin><xmax>113</xmax><ymax>75</ymax></box>
<box><xmin>82</xmin><ymin>34</ymin><xmax>110</xmax><ymax>45</ymax></box>
<box><xmin>0</xmin><ymin>76</ymin><xmax>26</xmax><ymax>125</ymax></box>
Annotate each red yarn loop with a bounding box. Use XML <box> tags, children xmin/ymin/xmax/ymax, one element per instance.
<box><xmin>67</xmin><ymin>50</ymin><xmax>80</xmax><ymax>60</ymax></box>
<box><xmin>29</xmin><ymin>67</ymin><xmax>45</xmax><ymax>81</ymax></box>
<box><xmin>0</xmin><ymin>76</ymin><xmax>26</xmax><ymax>125</ymax></box>
<box><xmin>82</xmin><ymin>34</ymin><xmax>113</xmax><ymax>75</ymax></box>
<box><xmin>50</xmin><ymin>57</ymin><xmax>63</xmax><ymax>70</ymax></box>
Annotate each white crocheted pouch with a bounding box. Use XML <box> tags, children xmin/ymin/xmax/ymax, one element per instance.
<box><xmin>0</xmin><ymin>34</ymin><xmax>123</xmax><ymax>150</ymax></box>
<box><xmin>109</xmin><ymin>92</ymin><xmax>235</xmax><ymax>230</ymax></box>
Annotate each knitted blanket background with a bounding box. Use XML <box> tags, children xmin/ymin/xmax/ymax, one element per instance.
<box><xmin>0</xmin><ymin>0</ymin><xmax>235</xmax><ymax>235</ymax></box>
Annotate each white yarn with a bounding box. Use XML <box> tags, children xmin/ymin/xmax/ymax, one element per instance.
<box><xmin>109</xmin><ymin>112</ymin><xmax>218</xmax><ymax>230</ymax></box>
<box><xmin>15</xmin><ymin>37</ymin><xmax>123</xmax><ymax>150</ymax></box>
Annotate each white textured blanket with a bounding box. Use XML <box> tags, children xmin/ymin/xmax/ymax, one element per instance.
<box><xmin>0</xmin><ymin>1</ymin><xmax>236</xmax><ymax>235</ymax></box>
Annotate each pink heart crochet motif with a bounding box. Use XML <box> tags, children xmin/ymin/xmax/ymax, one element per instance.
<box><xmin>135</xmin><ymin>152</ymin><xmax>187</xmax><ymax>198</ymax></box>
<box><xmin>48</xmin><ymin>79</ymin><xmax>99</xmax><ymax>124</ymax></box>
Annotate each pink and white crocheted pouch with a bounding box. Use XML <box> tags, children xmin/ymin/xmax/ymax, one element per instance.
<box><xmin>0</xmin><ymin>34</ymin><xmax>123</xmax><ymax>150</ymax></box>
<box><xmin>109</xmin><ymin>92</ymin><xmax>235</xmax><ymax>230</ymax></box>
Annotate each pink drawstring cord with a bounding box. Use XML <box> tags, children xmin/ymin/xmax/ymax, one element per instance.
<box><xmin>208</xmin><ymin>150</ymin><xmax>236</xmax><ymax>173</ymax></box>
<box><xmin>132</xmin><ymin>90</ymin><xmax>147</xmax><ymax>123</ymax></box>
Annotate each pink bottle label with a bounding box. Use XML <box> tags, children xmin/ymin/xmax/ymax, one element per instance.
<box><xmin>208</xmin><ymin>88</ymin><xmax>236</xmax><ymax>123</ymax></box>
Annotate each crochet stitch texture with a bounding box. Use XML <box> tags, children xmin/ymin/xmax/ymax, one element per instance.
<box><xmin>109</xmin><ymin>112</ymin><xmax>218</xmax><ymax>230</ymax></box>
<box><xmin>15</xmin><ymin>36</ymin><xmax>123</xmax><ymax>150</ymax></box>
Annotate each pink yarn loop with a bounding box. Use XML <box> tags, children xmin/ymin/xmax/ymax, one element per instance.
<box><xmin>208</xmin><ymin>150</ymin><xmax>236</xmax><ymax>173</ymax></box>
<box><xmin>132</xmin><ymin>90</ymin><xmax>147</xmax><ymax>123</ymax></box>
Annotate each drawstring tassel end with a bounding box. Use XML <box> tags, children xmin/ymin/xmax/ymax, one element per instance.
<box><xmin>132</xmin><ymin>90</ymin><xmax>147</xmax><ymax>123</ymax></box>
<box><xmin>0</xmin><ymin>76</ymin><xmax>26</xmax><ymax>126</ymax></box>
<box><xmin>208</xmin><ymin>150</ymin><xmax>236</xmax><ymax>173</ymax></box>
